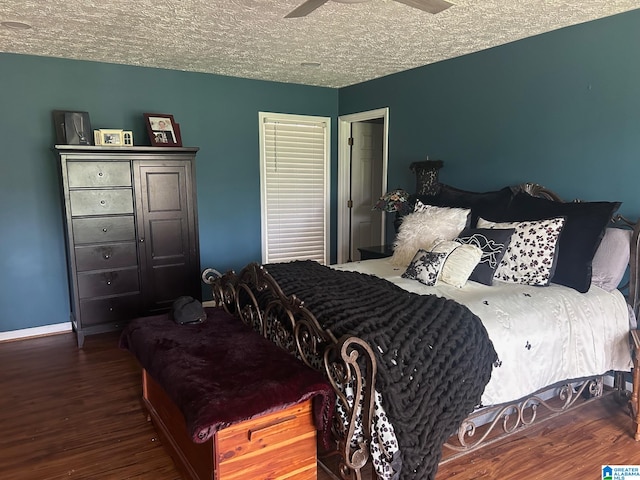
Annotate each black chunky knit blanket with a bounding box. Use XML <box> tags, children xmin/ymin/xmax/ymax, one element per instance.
<box><xmin>265</xmin><ymin>260</ymin><xmax>497</xmax><ymax>480</ymax></box>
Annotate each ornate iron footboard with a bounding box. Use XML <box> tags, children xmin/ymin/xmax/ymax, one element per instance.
<box><xmin>203</xmin><ymin>261</ymin><xmax>635</xmax><ymax>478</ymax></box>
<box><xmin>203</xmin><ymin>262</ymin><xmax>376</xmax><ymax>480</ymax></box>
<box><xmin>442</xmin><ymin>376</ymin><xmax>609</xmax><ymax>461</ymax></box>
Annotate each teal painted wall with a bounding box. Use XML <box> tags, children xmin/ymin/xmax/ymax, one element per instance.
<box><xmin>2</xmin><ymin>8</ymin><xmax>639</xmax><ymax>333</ymax></box>
<box><xmin>0</xmin><ymin>53</ymin><xmax>337</xmax><ymax>332</ymax></box>
<box><xmin>339</xmin><ymin>9</ymin><xmax>640</xmax><ymax>219</ymax></box>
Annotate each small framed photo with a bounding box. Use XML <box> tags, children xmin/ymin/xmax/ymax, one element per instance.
<box><xmin>144</xmin><ymin>113</ymin><xmax>182</xmax><ymax>147</ymax></box>
<box><xmin>94</xmin><ymin>129</ymin><xmax>124</xmax><ymax>146</ymax></box>
<box><xmin>52</xmin><ymin>110</ymin><xmax>93</xmax><ymax>145</ymax></box>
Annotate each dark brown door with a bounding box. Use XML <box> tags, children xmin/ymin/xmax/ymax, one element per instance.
<box><xmin>133</xmin><ymin>160</ymin><xmax>200</xmax><ymax>312</ymax></box>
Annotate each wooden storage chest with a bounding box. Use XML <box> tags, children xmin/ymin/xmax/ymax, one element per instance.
<box><xmin>142</xmin><ymin>370</ymin><xmax>318</xmax><ymax>480</ymax></box>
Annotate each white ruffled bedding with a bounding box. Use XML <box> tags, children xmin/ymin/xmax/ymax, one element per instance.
<box><xmin>333</xmin><ymin>258</ymin><xmax>633</xmax><ymax>406</ymax></box>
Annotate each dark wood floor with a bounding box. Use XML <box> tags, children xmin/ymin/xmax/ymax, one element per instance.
<box><xmin>1</xmin><ymin>331</ymin><xmax>640</xmax><ymax>479</ymax></box>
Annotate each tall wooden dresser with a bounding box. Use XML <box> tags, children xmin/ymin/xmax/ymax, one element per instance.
<box><xmin>54</xmin><ymin>146</ymin><xmax>201</xmax><ymax>346</ymax></box>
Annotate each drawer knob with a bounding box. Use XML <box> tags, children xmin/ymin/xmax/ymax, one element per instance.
<box><xmin>98</xmin><ymin>172</ymin><xmax>104</xmax><ymax>177</ymax></box>
<box><xmin>102</xmin><ymin>228</ymin><xmax>108</xmax><ymax>232</ymax></box>
<box><xmin>100</xmin><ymin>200</ymin><xmax>106</xmax><ymax>205</ymax></box>
<box><xmin>106</xmin><ymin>280</ymin><xmax>112</xmax><ymax>285</ymax></box>
<box><xmin>104</xmin><ymin>254</ymin><xmax>110</xmax><ymax>260</ymax></box>
<box><xmin>139</xmin><ymin>238</ymin><xmax>145</xmax><ymax>243</ymax></box>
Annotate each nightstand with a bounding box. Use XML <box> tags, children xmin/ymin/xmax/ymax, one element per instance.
<box><xmin>358</xmin><ymin>245</ymin><xmax>393</xmax><ymax>260</ymax></box>
<box><xmin>631</xmin><ymin>329</ymin><xmax>640</xmax><ymax>440</ymax></box>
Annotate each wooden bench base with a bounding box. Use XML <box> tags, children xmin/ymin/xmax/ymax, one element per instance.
<box><xmin>142</xmin><ymin>369</ymin><xmax>318</xmax><ymax>480</ymax></box>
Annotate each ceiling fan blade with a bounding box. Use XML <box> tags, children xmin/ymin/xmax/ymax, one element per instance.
<box><xmin>285</xmin><ymin>0</ymin><xmax>330</xmax><ymax>18</ymax></box>
<box><xmin>393</xmin><ymin>0</ymin><xmax>453</xmax><ymax>14</ymax></box>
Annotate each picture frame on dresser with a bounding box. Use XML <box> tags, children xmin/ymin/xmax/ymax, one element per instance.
<box><xmin>94</xmin><ymin>129</ymin><xmax>124</xmax><ymax>146</ymax></box>
<box><xmin>123</xmin><ymin>131</ymin><xmax>133</xmax><ymax>146</ymax></box>
<box><xmin>144</xmin><ymin>113</ymin><xmax>182</xmax><ymax>146</ymax></box>
<box><xmin>52</xmin><ymin>110</ymin><xmax>93</xmax><ymax>145</ymax></box>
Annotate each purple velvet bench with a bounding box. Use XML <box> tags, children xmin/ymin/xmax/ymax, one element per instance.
<box><xmin>120</xmin><ymin>307</ymin><xmax>334</xmax><ymax>480</ymax></box>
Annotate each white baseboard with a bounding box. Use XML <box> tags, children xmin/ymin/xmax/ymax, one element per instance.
<box><xmin>0</xmin><ymin>323</ymin><xmax>72</xmax><ymax>343</ymax></box>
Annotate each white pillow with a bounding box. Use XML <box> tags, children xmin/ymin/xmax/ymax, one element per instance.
<box><xmin>477</xmin><ymin>216</ymin><xmax>566</xmax><ymax>286</ymax></box>
<box><xmin>591</xmin><ymin>227</ymin><xmax>631</xmax><ymax>291</ymax></box>
<box><xmin>431</xmin><ymin>240</ymin><xmax>483</xmax><ymax>288</ymax></box>
<box><xmin>391</xmin><ymin>205</ymin><xmax>470</xmax><ymax>267</ymax></box>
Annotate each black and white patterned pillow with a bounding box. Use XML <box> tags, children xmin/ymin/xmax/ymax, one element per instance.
<box><xmin>456</xmin><ymin>228</ymin><xmax>515</xmax><ymax>285</ymax></box>
<box><xmin>402</xmin><ymin>249</ymin><xmax>448</xmax><ymax>286</ymax></box>
<box><xmin>477</xmin><ymin>217</ymin><xmax>566</xmax><ymax>286</ymax></box>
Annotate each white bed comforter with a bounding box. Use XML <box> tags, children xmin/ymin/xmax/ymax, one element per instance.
<box><xmin>333</xmin><ymin>258</ymin><xmax>632</xmax><ymax>406</ymax></box>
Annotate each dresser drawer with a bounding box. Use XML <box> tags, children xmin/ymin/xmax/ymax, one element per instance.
<box><xmin>77</xmin><ymin>267</ymin><xmax>140</xmax><ymax>299</ymax></box>
<box><xmin>72</xmin><ymin>216</ymin><xmax>135</xmax><ymax>244</ymax></box>
<box><xmin>67</xmin><ymin>161</ymin><xmax>131</xmax><ymax>188</ymax></box>
<box><xmin>79</xmin><ymin>294</ymin><xmax>142</xmax><ymax>327</ymax></box>
<box><xmin>70</xmin><ymin>188</ymin><xmax>133</xmax><ymax>216</ymax></box>
<box><xmin>75</xmin><ymin>243</ymin><xmax>137</xmax><ymax>272</ymax></box>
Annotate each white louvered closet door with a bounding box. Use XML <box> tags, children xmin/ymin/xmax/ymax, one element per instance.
<box><xmin>259</xmin><ymin>112</ymin><xmax>331</xmax><ymax>265</ymax></box>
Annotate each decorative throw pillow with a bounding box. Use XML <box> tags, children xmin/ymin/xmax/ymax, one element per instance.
<box><xmin>591</xmin><ymin>227</ymin><xmax>632</xmax><ymax>291</ymax></box>
<box><xmin>413</xmin><ymin>185</ymin><xmax>515</xmax><ymax>226</ymax></box>
<box><xmin>456</xmin><ymin>228</ymin><xmax>515</xmax><ymax>285</ymax></box>
<box><xmin>477</xmin><ymin>217</ymin><xmax>566</xmax><ymax>286</ymax></box>
<box><xmin>499</xmin><ymin>193</ymin><xmax>621</xmax><ymax>292</ymax></box>
<box><xmin>390</xmin><ymin>205</ymin><xmax>471</xmax><ymax>267</ymax></box>
<box><xmin>402</xmin><ymin>249</ymin><xmax>448</xmax><ymax>286</ymax></box>
<box><xmin>413</xmin><ymin>198</ymin><xmax>430</xmax><ymax>212</ymax></box>
<box><xmin>431</xmin><ymin>240</ymin><xmax>483</xmax><ymax>288</ymax></box>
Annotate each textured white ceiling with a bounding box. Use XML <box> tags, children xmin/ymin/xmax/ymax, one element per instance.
<box><xmin>1</xmin><ymin>0</ymin><xmax>639</xmax><ymax>88</ymax></box>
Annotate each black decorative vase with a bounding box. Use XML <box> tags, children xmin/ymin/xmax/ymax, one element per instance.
<box><xmin>410</xmin><ymin>159</ymin><xmax>443</xmax><ymax>195</ymax></box>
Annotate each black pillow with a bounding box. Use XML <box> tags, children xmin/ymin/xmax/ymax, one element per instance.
<box><xmin>413</xmin><ymin>185</ymin><xmax>514</xmax><ymax>226</ymax></box>
<box><xmin>456</xmin><ymin>227</ymin><xmax>515</xmax><ymax>285</ymax></box>
<box><xmin>502</xmin><ymin>193</ymin><xmax>621</xmax><ymax>292</ymax></box>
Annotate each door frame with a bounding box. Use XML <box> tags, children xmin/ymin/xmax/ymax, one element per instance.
<box><xmin>337</xmin><ymin>107</ymin><xmax>389</xmax><ymax>264</ymax></box>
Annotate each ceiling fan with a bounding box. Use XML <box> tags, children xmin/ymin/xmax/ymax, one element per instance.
<box><xmin>285</xmin><ymin>0</ymin><xmax>453</xmax><ymax>18</ymax></box>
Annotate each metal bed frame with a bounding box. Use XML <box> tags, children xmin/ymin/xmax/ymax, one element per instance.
<box><xmin>203</xmin><ymin>183</ymin><xmax>640</xmax><ymax>480</ymax></box>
